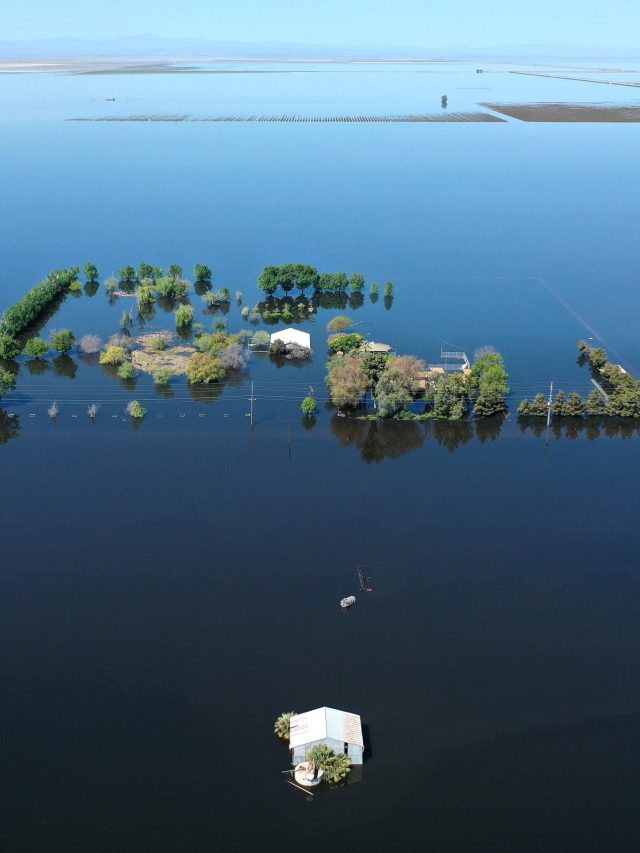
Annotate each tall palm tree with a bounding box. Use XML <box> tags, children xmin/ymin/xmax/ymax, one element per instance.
<box><xmin>274</xmin><ymin>711</ymin><xmax>295</xmax><ymax>741</ymax></box>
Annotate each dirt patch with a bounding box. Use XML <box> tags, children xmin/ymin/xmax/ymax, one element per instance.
<box><xmin>131</xmin><ymin>334</ymin><xmax>195</xmax><ymax>375</ymax></box>
<box><xmin>482</xmin><ymin>102</ymin><xmax>640</xmax><ymax>122</ymax></box>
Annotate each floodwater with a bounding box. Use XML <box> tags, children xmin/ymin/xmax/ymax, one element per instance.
<box><xmin>2</xmin><ymin>62</ymin><xmax>640</xmax><ymax>852</ymax></box>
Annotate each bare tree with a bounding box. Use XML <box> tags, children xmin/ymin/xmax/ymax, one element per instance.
<box><xmin>218</xmin><ymin>343</ymin><xmax>248</xmax><ymax>370</ymax></box>
<box><xmin>80</xmin><ymin>334</ymin><xmax>102</xmax><ymax>354</ymax></box>
<box><xmin>87</xmin><ymin>403</ymin><xmax>99</xmax><ymax>419</ymax></box>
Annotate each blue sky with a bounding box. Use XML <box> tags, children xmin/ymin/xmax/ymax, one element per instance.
<box><xmin>4</xmin><ymin>0</ymin><xmax>639</xmax><ymax>50</ymax></box>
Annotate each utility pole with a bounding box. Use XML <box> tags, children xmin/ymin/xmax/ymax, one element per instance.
<box><xmin>249</xmin><ymin>381</ymin><xmax>255</xmax><ymax>427</ymax></box>
<box><xmin>545</xmin><ymin>381</ymin><xmax>553</xmax><ymax>449</ymax></box>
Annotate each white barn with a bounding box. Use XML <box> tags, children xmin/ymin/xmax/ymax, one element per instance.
<box><xmin>289</xmin><ymin>706</ymin><xmax>364</xmax><ymax>766</ymax></box>
<box><xmin>270</xmin><ymin>327</ymin><xmax>311</xmax><ymax>350</ymax></box>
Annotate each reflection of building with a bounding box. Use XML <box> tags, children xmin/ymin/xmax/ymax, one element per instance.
<box><xmin>270</xmin><ymin>327</ymin><xmax>311</xmax><ymax>350</ymax></box>
<box><xmin>289</xmin><ymin>707</ymin><xmax>364</xmax><ymax>766</ymax></box>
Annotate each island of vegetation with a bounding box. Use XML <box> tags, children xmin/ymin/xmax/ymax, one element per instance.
<box><xmin>518</xmin><ymin>341</ymin><xmax>640</xmax><ymax>418</ymax></box>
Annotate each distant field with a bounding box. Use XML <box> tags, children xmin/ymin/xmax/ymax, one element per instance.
<box><xmin>482</xmin><ymin>102</ymin><xmax>640</xmax><ymax>122</ymax></box>
<box><xmin>69</xmin><ymin>112</ymin><xmax>505</xmax><ymax>123</ymax></box>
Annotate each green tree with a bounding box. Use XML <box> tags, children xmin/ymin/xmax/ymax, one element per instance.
<box><xmin>0</xmin><ymin>366</ymin><xmax>17</xmax><ymax>399</ymax></box>
<box><xmin>186</xmin><ymin>352</ymin><xmax>225</xmax><ymax>383</ymax></box>
<box><xmin>153</xmin><ymin>367</ymin><xmax>173</xmax><ymax>385</ymax></box>
<box><xmin>551</xmin><ymin>390</ymin><xmax>566</xmax><ymax>416</ymax></box>
<box><xmin>588</xmin><ymin>348</ymin><xmax>607</xmax><ymax>369</ymax></box>
<box><xmin>118</xmin><ymin>266</ymin><xmax>136</xmax><ymax>282</ymax></box>
<box><xmin>194</xmin><ymin>264</ymin><xmax>212</xmax><ymax>283</ymax></box>
<box><xmin>84</xmin><ymin>262</ymin><xmax>99</xmax><ymax>281</ymax></box>
<box><xmin>168</xmin><ymin>264</ymin><xmax>183</xmax><ymax>281</ymax></box>
<box><xmin>384</xmin><ymin>281</ymin><xmax>394</xmax><ymax>298</ymax></box>
<box><xmin>305</xmin><ymin>744</ymin><xmax>352</xmax><ymax>783</ymax></box>
<box><xmin>0</xmin><ymin>335</ymin><xmax>19</xmax><ymax>359</ymax></box>
<box><xmin>118</xmin><ymin>362</ymin><xmax>136</xmax><ymax>380</ymax></box>
<box><xmin>99</xmin><ymin>345</ymin><xmax>127</xmax><ymax>365</ymax></box>
<box><xmin>126</xmin><ymin>400</ymin><xmax>146</xmax><ymax>419</ymax></box>
<box><xmin>586</xmin><ymin>389</ymin><xmax>606</xmax><ymax>415</ymax></box>
<box><xmin>518</xmin><ymin>393</ymin><xmax>548</xmax><ymax>416</ymax></box>
<box><xmin>274</xmin><ymin>711</ymin><xmax>295</xmax><ymax>741</ymax></box>
<box><xmin>137</xmin><ymin>263</ymin><xmax>154</xmax><ymax>281</ymax></box>
<box><xmin>175</xmin><ymin>304</ymin><xmax>194</xmax><ymax>328</ymax></box>
<box><xmin>0</xmin><ymin>268</ymin><xmax>78</xmax><ymax>338</ymax></box>
<box><xmin>301</xmin><ymin>396</ymin><xmax>317</xmax><ymax>416</ymax></box>
<box><xmin>326</xmin><ymin>315</ymin><xmax>353</xmax><ymax>334</ymax></box>
<box><xmin>374</xmin><ymin>356</ymin><xmax>425</xmax><ymax>417</ymax></box>
<box><xmin>349</xmin><ymin>273</ymin><xmax>365</xmax><ymax>292</ymax></box>
<box><xmin>562</xmin><ymin>391</ymin><xmax>585</xmax><ymax>417</ymax></box>
<box><xmin>51</xmin><ymin>329</ymin><xmax>75</xmax><ymax>354</ymax></box>
<box><xmin>328</xmin><ymin>333</ymin><xmax>364</xmax><ymax>354</ymax></box>
<box><xmin>251</xmin><ymin>330</ymin><xmax>271</xmax><ymax>347</ymax></box>
<box><xmin>24</xmin><ymin>337</ymin><xmax>49</xmax><ymax>358</ymax></box>
<box><xmin>431</xmin><ymin>373</ymin><xmax>467</xmax><ymax>419</ymax></box>
<box><xmin>326</xmin><ymin>354</ymin><xmax>368</xmax><ymax>408</ymax></box>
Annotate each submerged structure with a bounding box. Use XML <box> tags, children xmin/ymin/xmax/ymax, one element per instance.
<box><xmin>289</xmin><ymin>706</ymin><xmax>364</xmax><ymax>766</ymax></box>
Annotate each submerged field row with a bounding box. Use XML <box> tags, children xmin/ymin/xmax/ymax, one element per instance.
<box><xmin>68</xmin><ymin>112</ymin><xmax>505</xmax><ymax>123</ymax></box>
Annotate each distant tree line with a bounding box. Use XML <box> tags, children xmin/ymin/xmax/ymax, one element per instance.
<box><xmin>258</xmin><ymin>263</ymin><xmax>388</xmax><ymax>297</ymax></box>
<box><xmin>519</xmin><ymin>342</ymin><xmax>640</xmax><ymax>418</ymax></box>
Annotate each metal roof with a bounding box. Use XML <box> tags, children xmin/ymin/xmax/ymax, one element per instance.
<box><xmin>289</xmin><ymin>706</ymin><xmax>364</xmax><ymax>749</ymax></box>
<box><xmin>270</xmin><ymin>328</ymin><xmax>311</xmax><ymax>348</ymax></box>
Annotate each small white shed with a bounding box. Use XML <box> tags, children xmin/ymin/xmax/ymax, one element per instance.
<box><xmin>270</xmin><ymin>327</ymin><xmax>311</xmax><ymax>350</ymax></box>
<box><xmin>289</xmin><ymin>706</ymin><xmax>364</xmax><ymax>765</ymax></box>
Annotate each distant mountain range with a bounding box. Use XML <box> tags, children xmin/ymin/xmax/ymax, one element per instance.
<box><xmin>0</xmin><ymin>35</ymin><xmax>636</xmax><ymax>62</ymax></box>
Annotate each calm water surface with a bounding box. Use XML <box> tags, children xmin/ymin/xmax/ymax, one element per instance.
<box><xmin>1</xmin><ymin>62</ymin><xmax>640</xmax><ymax>852</ymax></box>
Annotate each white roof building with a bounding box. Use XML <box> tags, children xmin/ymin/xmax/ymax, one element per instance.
<box><xmin>270</xmin><ymin>327</ymin><xmax>311</xmax><ymax>350</ymax></box>
<box><xmin>289</xmin><ymin>706</ymin><xmax>364</xmax><ymax>765</ymax></box>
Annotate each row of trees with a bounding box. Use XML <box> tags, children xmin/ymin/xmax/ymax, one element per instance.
<box><xmin>519</xmin><ymin>343</ymin><xmax>640</xmax><ymax>418</ymax></box>
<box><xmin>0</xmin><ymin>268</ymin><xmax>79</xmax><ymax>350</ymax></box>
<box><xmin>107</xmin><ymin>263</ymin><xmax>212</xmax><ymax>284</ymax></box>
<box><xmin>258</xmin><ymin>263</ymin><xmax>392</xmax><ymax>297</ymax></box>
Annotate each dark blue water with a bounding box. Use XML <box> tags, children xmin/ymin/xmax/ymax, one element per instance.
<box><xmin>2</xmin><ymin>63</ymin><xmax>640</xmax><ymax>852</ymax></box>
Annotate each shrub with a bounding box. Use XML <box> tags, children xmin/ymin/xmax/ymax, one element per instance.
<box><xmin>126</xmin><ymin>400</ymin><xmax>146</xmax><ymax>419</ymax></box>
<box><xmin>24</xmin><ymin>337</ymin><xmax>49</xmax><ymax>358</ymax></box>
<box><xmin>251</xmin><ymin>330</ymin><xmax>270</xmax><ymax>347</ymax></box>
<box><xmin>120</xmin><ymin>310</ymin><xmax>133</xmax><ymax>329</ymax></box>
<box><xmin>175</xmin><ymin>304</ymin><xmax>194</xmax><ymax>328</ymax></box>
<box><xmin>0</xmin><ymin>268</ymin><xmax>78</xmax><ymax>338</ymax></box>
<box><xmin>118</xmin><ymin>266</ymin><xmax>136</xmax><ymax>282</ymax></box>
<box><xmin>87</xmin><ymin>403</ymin><xmax>99</xmax><ymax>419</ymax></box>
<box><xmin>51</xmin><ymin>329</ymin><xmax>75</xmax><ymax>354</ymax></box>
<box><xmin>328</xmin><ymin>333</ymin><xmax>364</xmax><ymax>354</ymax></box>
<box><xmin>241</xmin><ymin>306</ymin><xmax>250</xmax><ymax>319</ymax></box>
<box><xmin>349</xmin><ymin>273</ymin><xmax>365</xmax><ymax>292</ymax></box>
<box><xmin>370</xmin><ymin>282</ymin><xmax>379</xmax><ymax>294</ymax></box>
<box><xmin>99</xmin><ymin>345</ymin><xmax>127</xmax><ymax>365</ymax></box>
<box><xmin>270</xmin><ymin>338</ymin><xmax>287</xmax><ymax>356</ymax></box>
<box><xmin>84</xmin><ymin>262</ymin><xmax>99</xmax><ymax>281</ymax></box>
<box><xmin>148</xmin><ymin>334</ymin><xmax>169</xmax><ymax>352</ymax></box>
<box><xmin>79</xmin><ymin>334</ymin><xmax>102</xmax><ymax>354</ymax></box>
<box><xmin>118</xmin><ymin>362</ymin><xmax>136</xmax><ymax>380</ymax></box>
<box><xmin>193</xmin><ymin>322</ymin><xmax>204</xmax><ymax>337</ymax></box>
<box><xmin>0</xmin><ymin>335</ymin><xmax>19</xmax><ymax>359</ymax></box>
<box><xmin>301</xmin><ymin>396</ymin><xmax>317</xmax><ymax>416</ymax></box>
<box><xmin>384</xmin><ymin>281</ymin><xmax>394</xmax><ymax>298</ymax></box>
<box><xmin>105</xmin><ymin>277</ymin><xmax>118</xmax><ymax>293</ymax></box>
<box><xmin>327</xmin><ymin>315</ymin><xmax>353</xmax><ymax>334</ymax></box>
<box><xmin>0</xmin><ymin>366</ymin><xmax>17</xmax><ymax>399</ymax></box>
<box><xmin>194</xmin><ymin>264</ymin><xmax>212</xmax><ymax>282</ymax></box>
<box><xmin>137</xmin><ymin>285</ymin><xmax>155</xmax><ymax>306</ymax></box>
<box><xmin>153</xmin><ymin>367</ymin><xmax>173</xmax><ymax>385</ymax></box>
<box><xmin>218</xmin><ymin>343</ymin><xmax>247</xmax><ymax>370</ymax></box>
<box><xmin>168</xmin><ymin>264</ymin><xmax>183</xmax><ymax>281</ymax></box>
<box><xmin>186</xmin><ymin>352</ymin><xmax>225</xmax><ymax>383</ymax></box>
<box><xmin>69</xmin><ymin>281</ymin><xmax>82</xmax><ymax>293</ymax></box>
<box><xmin>235</xmin><ymin>290</ymin><xmax>243</xmax><ymax>303</ymax></box>
<box><xmin>137</xmin><ymin>263</ymin><xmax>154</xmax><ymax>281</ymax></box>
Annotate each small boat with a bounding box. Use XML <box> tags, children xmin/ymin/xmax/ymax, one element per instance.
<box><xmin>340</xmin><ymin>595</ymin><xmax>356</xmax><ymax>609</ymax></box>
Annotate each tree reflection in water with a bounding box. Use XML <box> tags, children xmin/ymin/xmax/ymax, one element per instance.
<box><xmin>330</xmin><ymin>416</ymin><xmax>425</xmax><ymax>463</ymax></box>
<box><xmin>0</xmin><ymin>410</ymin><xmax>20</xmax><ymax>445</ymax></box>
<box><xmin>25</xmin><ymin>358</ymin><xmax>52</xmax><ymax>376</ymax></box>
<box><xmin>188</xmin><ymin>381</ymin><xmax>225</xmax><ymax>404</ymax></box>
<box><xmin>52</xmin><ymin>355</ymin><xmax>77</xmax><ymax>380</ymax></box>
<box><xmin>518</xmin><ymin>416</ymin><xmax>640</xmax><ymax>440</ymax></box>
